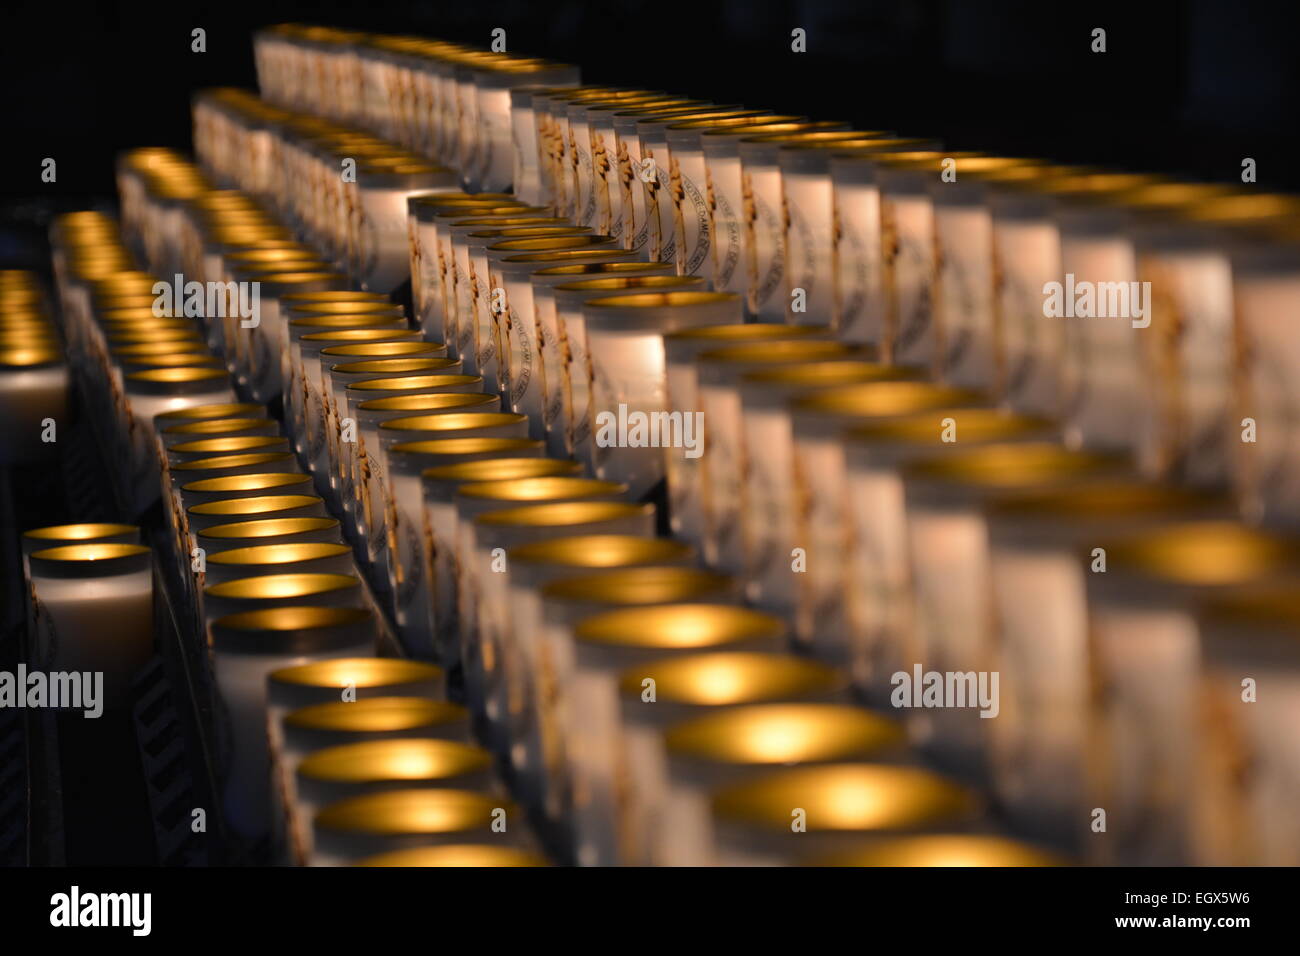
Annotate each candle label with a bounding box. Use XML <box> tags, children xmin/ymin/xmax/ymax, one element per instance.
<box><xmin>742</xmin><ymin>171</ymin><xmax>784</xmax><ymax>314</ymax></box>
<box><xmin>707</xmin><ymin>168</ymin><xmax>742</xmax><ymax>289</ymax></box>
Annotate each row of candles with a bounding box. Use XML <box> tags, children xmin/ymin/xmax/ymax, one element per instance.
<box><xmin>14</xmin><ymin>18</ymin><xmax>1297</xmax><ymax>865</ymax></box>
<box><xmin>1</xmin><ymin>271</ymin><xmax>69</xmax><ymax>465</ymax></box>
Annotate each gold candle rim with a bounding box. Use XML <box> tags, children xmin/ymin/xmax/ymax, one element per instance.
<box><xmin>296</xmin><ymin>739</ymin><xmax>491</xmax><ymax>784</ymax></box>
<box><xmin>181</xmin><ymin>472</ymin><xmax>310</xmax><ymax>494</ymax></box>
<box><xmin>475</xmin><ymin>500</ymin><xmax>652</xmax><ymax>528</ymax></box>
<box><xmin>313</xmin><ymin>788</ymin><xmax>509</xmax><ymax>836</ymax></box>
<box><xmin>359</xmin><ymin>392</ymin><xmax>496</xmax><ymax>414</ymax></box>
<box><xmin>578</xmin><ymin>602</ymin><xmax>780</xmax><ymax>648</ymax></box>
<box><xmin>204</xmin><ymin>572</ymin><xmax>360</xmax><ymax>601</ymax></box>
<box><xmin>190</xmin><ymin>494</ymin><xmax>322</xmax><ymax>517</ymax></box>
<box><xmin>802</xmin><ymin>835</ymin><xmax>1066</xmax><ymax>867</ymax></box>
<box><xmin>198</xmin><ymin>516</ymin><xmax>339</xmax><ymax>540</ymax></box>
<box><xmin>379</xmin><ymin>412</ymin><xmax>527</xmax><ymax>433</ymax></box>
<box><xmin>665</xmin><ymin>703</ymin><xmax>906</xmax><ymax>764</ymax></box>
<box><xmin>285</xmin><ymin>696</ymin><xmax>464</xmax><ymax>733</ymax></box>
<box><xmin>542</xmin><ymin>567</ymin><xmax>732</xmax><ymax>606</ymax></box>
<box><xmin>270</xmin><ymin>657</ymin><xmax>442</xmax><ymax>690</ymax></box>
<box><xmin>206</xmin><ymin>542</ymin><xmax>350</xmax><ymax>566</ymax></box>
<box><xmin>456</xmin><ymin>476</ymin><xmax>624</xmax><ymax>502</ymax></box>
<box><xmin>617</xmin><ymin>652</ymin><xmax>845</xmax><ymax>704</ymax></box>
<box><xmin>508</xmin><ymin>534</ymin><xmax>691</xmax><ymax>568</ymax></box>
<box><xmin>351</xmin><ymin>374</ymin><xmax>481</xmax><ymax>395</ymax></box>
<box><xmin>423</xmin><ymin>458</ymin><xmax>582</xmax><ymax>484</ymax></box>
<box><xmin>356</xmin><ymin>845</ymin><xmax>548</xmax><ymax>867</ymax></box>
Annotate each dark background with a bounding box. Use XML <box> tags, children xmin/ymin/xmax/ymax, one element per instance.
<box><xmin>2</xmin><ymin>0</ymin><xmax>1298</xmax><ymax>269</ymax></box>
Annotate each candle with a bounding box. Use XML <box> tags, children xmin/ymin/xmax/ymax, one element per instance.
<box><xmin>0</xmin><ymin>346</ymin><xmax>69</xmax><ymax>464</ymax></box>
<box><xmin>979</xmin><ymin>481</ymin><xmax>1226</xmax><ymax>855</ymax></box>
<box><xmin>664</xmin><ymin>116</ymin><xmax>804</xmax><ymax>277</ymax></box>
<box><xmin>485</xmin><ymin>236</ymin><xmax>624</xmax><ymax>412</ymax></box>
<box><xmin>565</xmin><ymin>604</ymin><xmax>786</xmax><ymax>865</ymax></box>
<box><xmin>454</xmin><ymin>478</ymin><xmax>630</xmax><ymax>721</ymax></box>
<box><xmin>1194</xmin><ymin>590</ymin><xmax>1300</xmax><ymax>866</ymax></box>
<box><xmin>291</xmin><ymin>738</ymin><xmax>494</xmax><ymax>860</ymax></box>
<box><xmin>786</xmin><ymin>382</ymin><xmax>984</xmax><ymax>657</ymax></box>
<box><xmin>26</xmin><ymin>543</ymin><xmax>153</xmax><ymax>712</ymax></box>
<box><xmin>584</xmin><ymin>291</ymin><xmax>744</xmax><ymax>496</ymax></box>
<box><xmin>656</xmin><ymin>704</ymin><xmax>906</xmax><ymax>867</ymax></box>
<box><xmin>615</xmin><ymin>651</ymin><xmax>847</xmax><ymax>864</ymax></box>
<box><xmin>187</xmin><ymin>493</ymin><xmax>326</xmax><ymax>533</ymax></box>
<box><xmin>168</xmin><ymin>434</ymin><xmax>290</xmax><ymax>466</ymax></box>
<box><xmin>160</xmin><ymin>416</ymin><xmax>280</xmax><ymax>449</ymax></box>
<box><xmin>469</xmin><ymin>61</ymin><xmax>580</xmax><ymax>193</ymax></box>
<box><xmin>309</xmin><ymin>788</ymin><xmax>524</xmax><ymax>866</ymax></box>
<box><xmin>357</xmin><ymin>845</ymin><xmax>547</xmax><ymax>866</ymax></box>
<box><xmin>842</xmin><ymin>408</ymin><xmax>1056</xmax><ymax>701</ymax></box>
<box><xmin>203</xmin><ymin>541</ymin><xmax>355</xmax><ymax>585</ymax></box>
<box><xmin>21</xmin><ymin>522</ymin><xmax>139</xmax><ymax>556</ymax></box>
<box><xmin>897</xmin><ymin>444</ymin><xmax>1125</xmax><ymax>786</ymax></box>
<box><xmin>694</xmin><ymin>339</ymin><xmax>859</xmax><ymax>569</ymax></box>
<box><xmin>238</xmin><ymin>270</ymin><xmax>347</xmax><ymax>403</ymax></box>
<box><xmin>198</xmin><ymin>517</ymin><xmax>344</xmax><ymax>555</ymax></box>
<box><xmin>1083</xmin><ymin>521</ymin><xmax>1300</xmax><ymax>865</ymax></box>
<box><xmin>803</xmin><ymin>834</ymin><xmax>1063</xmax><ymax>867</ymax></box>
<box><xmin>662</xmin><ymin>324</ymin><xmax>829</xmax><ymax>548</ymax></box>
<box><xmin>207</xmin><ymin>605</ymin><xmax>375</xmax><ymax>842</ymax></box>
<box><xmin>531</xmin><ymin>264</ymin><xmax>679</xmax><ymax>454</ymax></box>
<box><xmin>499</xmin><ymin>535</ymin><xmax>694</xmax><ymax>780</ymax></box>
<box><xmin>532</xmin><ymin>568</ymin><xmax>736</xmax><ymax>826</ymax></box>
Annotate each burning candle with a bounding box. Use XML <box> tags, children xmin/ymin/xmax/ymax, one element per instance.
<box><xmin>584</xmin><ymin>291</ymin><xmax>743</xmax><ymax>496</ymax></box>
<box><xmin>207</xmin><ymin>605</ymin><xmax>375</xmax><ymax>842</ymax></box>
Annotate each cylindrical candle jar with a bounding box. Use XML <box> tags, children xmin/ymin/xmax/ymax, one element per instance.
<box><xmin>781</xmin><ymin>137</ymin><xmax>945</xmax><ymax>328</ymax></box>
<box><xmin>710</xmin><ymin>763</ymin><xmax>981</xmax><ymax>866</ymax></box>
<box><xmin>743</xmin><ymin>358</ymin><xmax>915</xmax><ymax>613</ymax></box>
<box><xmin>893</xmin><ymin>444</ymin><xmax>1126</xmax><ymax>787</ymax></box>
<box><xmin>702</xmin><ymin>121</ymin><xmax>848</xmax><ymax>302</ymax></box>
<box><xmin>737</xmin><ymin>130</ymin><xmax>884</xmax><ymax>322</ymax></box>
<box><xmin>787</xmin><ymin>381</ymin><xmax>985</xmax><ymax>651</ymax></box>
<box><xmin>1082</xmin><ymin>521</ymin><xmax>1300</xmax><ymax>865</ymax></box>
<box><xmin>206</xmin><ymin>605</ymin><xmax>376</xmax><ymax>843</ymax></box>
<box><xmin>26</xmin><ymin>544</ymin><xmax>153</xmax><ymax>711</ymax></box>
<box><xmin>584</xmin><ymin>291</ymin><xmax>744</xmax><ymax>495</ymax></box>
<box><xmin>187</xmin><ymin>493</ymin><xmax>326</xmax><ymax>535</ymax></box>
<box><xmin>291</xmin><ymin>738</ymin><xmax>494</xmax><ymax>861</ymax></box>
<box><xmin>565</xmin><ymin>604</ymin><xmax>787</xmax><ymax>866</ymax></box>
<box><xmin>616</xmin><ymin>650</ymin><xmax>849</xmax><ymax>864</ymax></box>
<box><xmin>122</xmin><ymin>367</ymin><xmax>239</xmax><ymax>514</ymax></box>
<box><xmin>198</xmin><ymin>517</ymin><xmax>345</xmax><ymax>552</ymax></box>
<box><xmin>21</xmin><ymin>523</ymin><xmax>139</xmax><ymax>556</ymax></box>
<box><xmin>309</xmin><ymin>788</ymin><xmax>524</xmax><ymax>866</ymax></box>
<box><xmin>415</xmin><ymin>449</ymin><xmax>565</xmax><ymax>664</ymax></box>
<box><xmin>656</xmin><ymin>704</ymin><xmax>906</xmax><ymax>867</ymax></box>
<box><xmin>454</xmin><ymin>479</ymin><xmax>630</xmax><ymax>714</ymax></box>
<box><xmin>357</xmin><ymin>844</ymin><xmax>547</xmax><ymax>866</ymax></box>
<box><xmin>238</xmin><ymin>271</ymin><xmax>348</xmax><ymax>403</ymax></box>
<box><xmin>203</xmin><ymin>542</ymin><xmax>355</xmax><ymax>586</ymax></box>
<box><xmin>694</xmin><ymin>339</ymin><xmax>861</xmax><ymax>568</ymax></box>
<box><xmin>553</xmin><ymin>275</ymin><xmax>705</xmax><ymax>465</ymax></box>
<box><xmin>352</xmin><ymin>162</ymin><xmax>458</xmax><ymax>294</ymax></box>
<box><xmin>802</xmin><ymin>834</ymin><xmax>1064</xmax><ymax>867</ymax></box>
<box><xmin>662</xmin><ymin>325</ymin><xmax>834</xmax><ymax>548</ymax></box>
<box><xmin>927</xmin><ymin>159</ymin><xmax>1054</xmax><ymax>389</ymax></box>
<box><xmin>530</xmin><ymin>265</ymin><xmax>681</xmax><ymax>454</ymax></box>
<box><xmin>370</xmin><ymin>413</ymin><xmax>529</xmax><ymax>594</ymax></box>
<box><xmin>469</xmin><ymin>500</ymin><xmax>659</xmax><ymax>740</ymax></box>
<box><xmin>0</xmin><ymin>345</ymin><xmax>69</xmax><ymax>465</ymax></box>
<box><xmin>204</xmin><ymin>572</ymin><xmax>364</xmax><ymax>624</ymax></box>
<box><xmin>1193</xmin><ymin>590</ymin><xmax>1300</xmax><ymax>866</ymax></box>
<box><xmin>161</xmin><ymin>416</ymin><xmax>280</xmax><ymax>450</ymax></box>
<box><xmin>842</xmin><ymin>408</ymin><xmax>1059</xmax><ymax>697</ymax></box>
<box><xmin>168</xmin><ymin>435</ymin><xmax>291</xmax><ymax>466</ymax></box>
<box><xmin>485</xmin><ymin>237</ymin><xmax>625</xmax><ymax>412</ymax></box>
<box><xmin>665</xmin><ymin>115</ymin><xmax>805</xmax><ymax>277</ymax></box>
<box><xmin>532</xmin><ymin>568</ymin><xmax>736</xmax><ymax>826</ymax></box>
<box><xmin>498</xmin><ymin>535</ymin><xmax>695</xmax><ymax>777</ymax></box>
<box><xmin>277</xmin><ymin>698</ymin><xmax>471</xmax><ymax>853</ymax></box>
<box><xmin>979</xmin><ymin>481</ymin><xmax>1227</xmax><ymax>856</ymax></box>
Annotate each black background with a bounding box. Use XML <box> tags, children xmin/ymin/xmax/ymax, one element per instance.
<box><xmin>2</xmin><ymin>0</ymin><xmax>1299</xmax><ymax>269</ymax></box>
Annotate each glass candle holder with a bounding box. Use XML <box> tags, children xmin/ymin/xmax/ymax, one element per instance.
<box><xmin>531</xmin><ymin>264</ymin><xmax>680</xmax><ymax>454</ymax></box>
<box><xmin>842</xmin><ymin>408</ymin><xmax>1058</xmax><ymax>700</ymax></box>
<box><xmin>665</xmin><ymin>116</ymin><xmax>806</xmax><ymax>278</ymax></box>
<box><xmin>357</xmin><ymin>844</ymin><xmax>547</xmax><ymax>866</ymax></box>
<box><xmin>486</xmin><ymin>237</ymin><xmax>625</xmax><ymax>414</ymax></box>
<box><xmin>662</xmin><ymin>325</ymin><xmax>831</xmax><ymax>548</ymax></box>
<box><xmin>203</xmin><ymin>541</ymin><xmax>355</xmax><ymax>587</ymax></box>
<box><xmin>565</xmin><ymin>93</ymin><xmax>669</xmax><ymax>226</ymax></box>
<box><xmin>309</xmin><ymin>788</ymin><xmax>524</xmax><ymax>866</ymax></box>
<box><xmin>206</xmin><ymin>605</ymin><xmax>375</xmax><ymax>843</ymax></box>
<box><xmin>893</xmin><ymin>444</ymin><xmax>1127</xmax><ymax>787</ymax></box>
<box><xmin>1193</xmin><ymin>590</ymin><xmax>1300</xmax><ymax>866</ymax></box>
<box><xmin>656</xmin><ymin>704</ymin><xmax>907</xmax><ymax>867</ymax></box>
<box><xmin>291</xmin><ymin>738</ymin><xmax>494</xmax><ymax>861</ymax></box>
<box><xmin>187</xmin><ymin>494</ymin><xmax>326</xmax><ymax>537</ymax></box>
<box><xmin>453</xmin><ymin>478</ymin><xmax>630</xmax><ymax>717</ymax></box>
<box><xmin>801</xmin><ymin>834</ymin><xmax>1064</xmax><ymax>867</ymax></box>
<box><xmin>498</xmin><ymin>535</ymin><xmax>694</xmax><ymax>779</ymax></box>
<box><xmin>21</xmin><ymin>522</ymin><xmax>139</xmax><ymax>556</ymax></box>
<box><xmin>709</xmin><ymin>763</ymin><xmax>981</xmax><ymax>866</ymax></box>
<box><xmin>615</xmin><ymin>651</ymin><xmax>847</xmax><ymax>865</ymax></box>
<box><xmin>161</xmin><ymin>416</ymin><xmax>280</xmax><ymax>450</ymax></box>
<box><xmin>787</xmin><ymin>382</ymin><xmax>986</xmax><ymax>658</ymax></box>
<box><xmin>694</xmin><ymin>339</ymin><xmax>859</xmax><ymax>568</ymax></box>
<box><xmin>415</xmin><ymin>446</ymin><xmax>562</xmax><ymax>662</ymax></box>
<box><xmin>978</xmin><ymin>481</ymin><xmax>1227</xmax><ymax>856</ymax></box>
<box><xmin>198</xmin><ymin>518</ymin><xmax>345</xmax><ymax>555</ymax></box>
<box><xmin>532</xmin><ymin>568</ymin><xmax>736</xmax><ymax>826</ymax></box>
<box><xmin>584</xmin><ymin>291</ymin><xmax>744</xmax><ymax>495</ymax></box>
<box><xmin>26</xmin><ymin>543</ymin><xmax>153</xmax><ymax>712</ymax></box>
<box><xmin>565</xmin><ymin>604</ymin><xmax>787</xmax><ymax>866</ymax></box>
<box><xmin>1082</xmin><ymin>521</ymin><xmax>1300</xmax><ymax>865</ymax></box>
<box><xmin>0</xmin><ymin>346</ymin><xmax>69</xmax><ymax>465</ymax></box>
<box><xmin>472</xmin><ymin>62</ymin><xmax>581</xmax><ymax>193</ymax></box>
<box><xmin>168</xmin><ymin>435</ymin><xmax>290</xmax><ymax>467</ymax></box>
